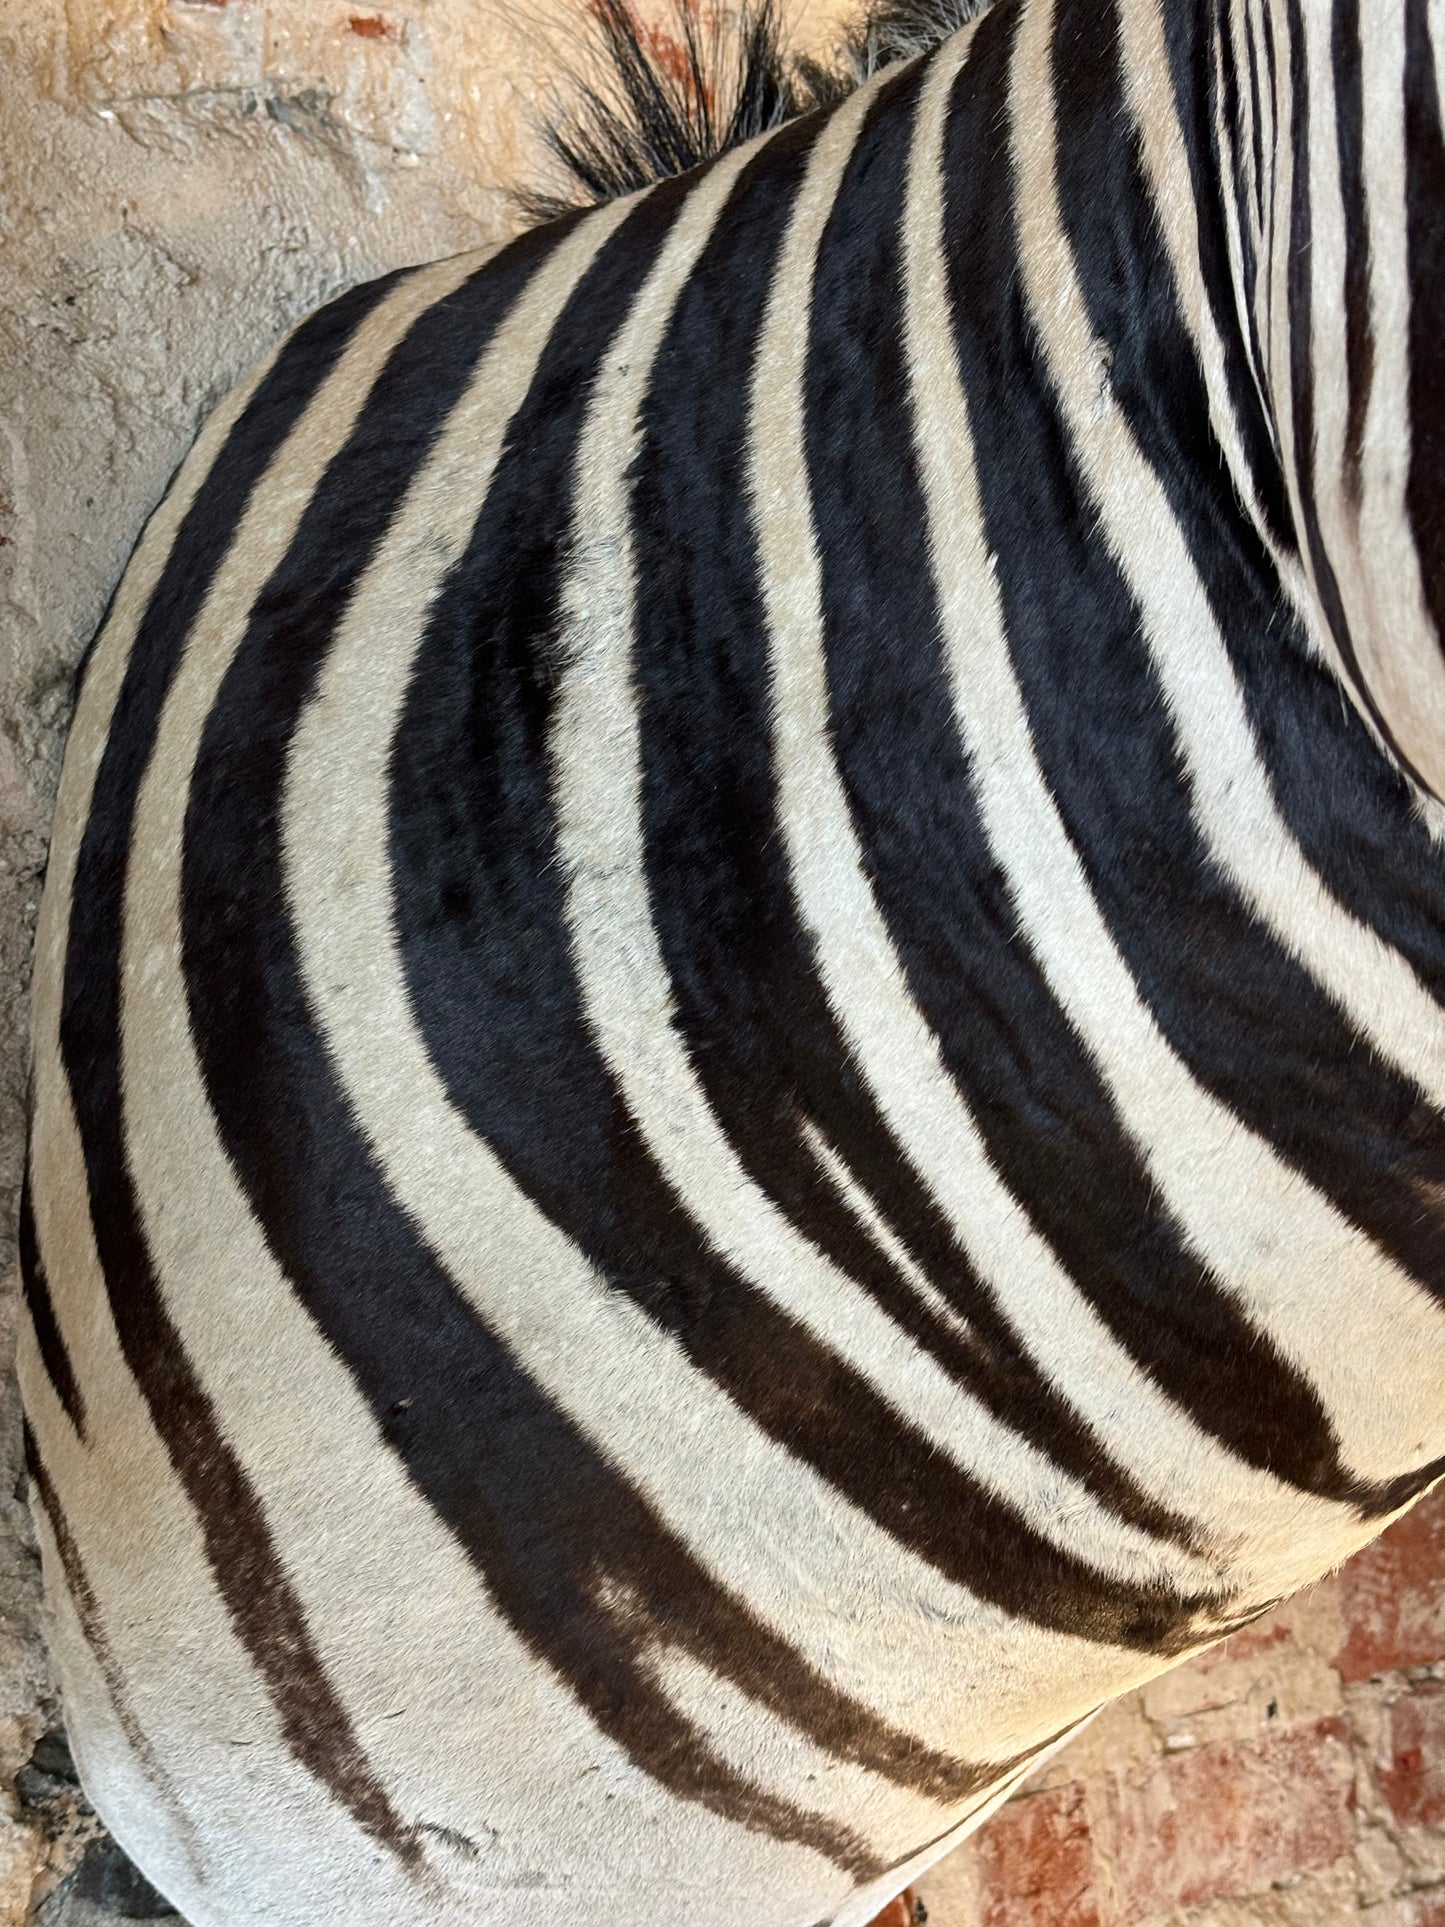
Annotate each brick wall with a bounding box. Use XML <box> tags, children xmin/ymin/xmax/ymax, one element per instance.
<box><xmin>916</xmin><ymin>1488</ymin><xmax>1445</xmax><ymax>1927</ymax></box>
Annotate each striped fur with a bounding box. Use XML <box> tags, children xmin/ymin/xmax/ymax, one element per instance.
<box><xmin>20</xmin><ymin>0</ymin><xmax>1445</xmax><ymax>1921</ymax></box>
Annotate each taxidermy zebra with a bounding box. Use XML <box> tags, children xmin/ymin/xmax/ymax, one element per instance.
<box><xmin>19</xmin><ymin>0</ymin><xmax>1445</xmax><ymax>1917</ymax></box>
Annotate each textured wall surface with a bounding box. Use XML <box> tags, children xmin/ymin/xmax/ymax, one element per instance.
<box><xmin>2</xmin><ymin>3</ymin><xmax>1443</xmax><ymax>1924</ymax></box>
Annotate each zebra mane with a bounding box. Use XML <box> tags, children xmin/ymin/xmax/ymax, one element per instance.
<box><xmin>520</xmin><ymin>0</ymin><xmax>993</xmax><ymax>221</ymax></box>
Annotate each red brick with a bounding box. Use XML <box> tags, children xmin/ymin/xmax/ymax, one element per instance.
<box><xmin>972</xmin><ymin>1783</ymin><xmax>1100</xmax><ymax>1927</ymax></box>
<box><xmin>863</xmin><ymin>1893</ymin><xmax>917</xmax><ymax>1927</ymax></box>
<box><xmin>1380</xmin><ymin>1682</ymin><xmax>1445</xmax><ymax>1827</ymax></box>
<box><xmin>1338</xmin><ymin>1486</ymin><xmax>1445</xmax><ymax>1682</ymax></box>
<box><xmin>1102</xmin><ymin>1719</ymin><xmax>1354</xmax><ymax>1923</ymax></box>
<box><xmin>1215</xmin><ymin>1617</ymin><xmax>1292</xmax><ymax>1665</ymax></box>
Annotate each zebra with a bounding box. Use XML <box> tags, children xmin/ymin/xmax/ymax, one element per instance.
<box><xmin>18</xmin><ymin>0</ymin><xmax>1445</xmax><ymax>1917</ymax></box>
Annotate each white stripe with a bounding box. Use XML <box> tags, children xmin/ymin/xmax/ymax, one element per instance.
<box><xmin>793</xmin><ymin>15</ymin><xmax>1394</xmax><ymax>1587</ymax></box>
<box><xmin>22</xmin><ymin>1325</ymin><xmax>425</xmax><ymax>1927</ymax></box>
<box><xmin>1265</xmin><ymin>0</ymin><xmax>1298</xmax><ymax>475</ymax></box>
<box><xmin>902</xmin><ymin>0</ymin><xmax>1445</xmax><ymax>1495</ymax></box>
<box><xmin>1251</xmin><ymin>0</ymin><xmax>1445</xmax><ymax>787</ymax></box>
<box><xmin>116</xmin><ymin>255</ymin><xmax>541</xmax><ymax>1886</ymax></box>
<box><xmin>799</xmin><ymin>1120</ymin><xmax>972</xmax><ymax>1339</ymax></box>
<box><xmin>1133</xmin><ymin>0</ymin><xmax>1322</xmax><ymax>652</ymax></box>
<box><xmin>1351</xmin><ymin>0</ymin><xmax>1445</xmax><ymax>787</ymax></box>
<box><xmin>1233</xmin><ymin>0</ymin><xmax>1271</xmax><ymax>266</ymax></box>
<box><xmin>1282</xmin><ymin>0</ymin><xmax>1412</xmax><ymax>725</ymax></box>
<box><xmin>1250</xmin><ymin>0</ymin><xmax>1283</xmax><ymax>405</ymax></box>
<box><xmin>26</xmin><ymin>351</ymin><xmax>277</xmax><ymax>1417</ymax></box>
<box><xmin>645</xmin><ymin>1643</ymin><xmax>957</xmax><ymax>1864</ymax></box>
<box><xmin>1225</xmin><ymin>0</ymin><xmax>1272</xmax><ymax>411</ymax></box>
<box><xmin>1299</xmin><ymin>0</ymin><xmax>1353</xmax><ymax>565</ymax></box>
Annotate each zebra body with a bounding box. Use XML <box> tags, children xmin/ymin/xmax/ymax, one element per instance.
<box><xmin>21</xmin><ymin>0</ymin><xmax>1445</xmax><ymax>1919</ymax></box>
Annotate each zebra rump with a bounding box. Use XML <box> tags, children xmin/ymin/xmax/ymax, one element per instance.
<box><xmin>19</xmin><ymin>0</ymin><xmax>1445</xmax><ymax>1924</ymax></box>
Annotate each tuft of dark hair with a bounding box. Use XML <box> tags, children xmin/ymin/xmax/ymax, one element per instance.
<box><xmin>825</xmin><ymin>0</ymin><xmax>994</xmax><ymax>80</ymax></box>
<box><xmin>519</xmin><ymin>0</ymin><xmax>810</xmax><ymax>223</ymax></box>
<box><xmin>520</xmin><ymin>0</ymin><xmax>997</xmax><ymax>221</ymax></box>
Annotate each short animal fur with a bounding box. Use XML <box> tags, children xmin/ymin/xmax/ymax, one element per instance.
<box><xmin>20</xmin><ymin>0</ymin><xmax>1445</xmax><ymax>1920</ymax></box>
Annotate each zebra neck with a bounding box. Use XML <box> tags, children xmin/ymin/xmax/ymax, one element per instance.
<box><xmin>1169</xmin><ymin>0</ymin><xmax>1445</xmax><ymax>801</ymax></box>
<box><xmin>905</xmin><ymin>0</ymin><xmax>1443</xmax><ymax>990</ymax></box>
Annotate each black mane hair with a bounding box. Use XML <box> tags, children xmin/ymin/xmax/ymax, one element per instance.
<box><xmin>523</xmin><ymin>0</ymin><xmax>994</xmax><ymax>220</ymax></box>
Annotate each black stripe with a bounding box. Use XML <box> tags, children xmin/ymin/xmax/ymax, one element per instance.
<box><xmin>1048</xmin><ymin>0</ymin><xmax>1445</xmax><ymax>1506</ymax></box>
<box><xmin>1214</xmin><ymin>19</ymin><xmax>1255</xmax><ymax>340</ymax></box>
<box><xmin>1140</xmin><ymin>0</ymin><xmax>1445</xmax><ymax>1082</ymax></box>
<box><xmin>60</xmin><ymin>264</ymin><xmax>419</xmax><ymax>1865</ymax></box>
<box><xmin>1226</xmin><ymin>594</ymin><xmax>1445</xmax><ymax>1015</ymax></box>
<box><xmin>1332</xmin><ymin>0</ymin><xmax>1373</xmax><ymax>509</ymax></box>
<box><xmin>1259</xmin><ymin>0</ymin><xmax>1281</xmax><ymax>279</ymax></box>
<box><xmin>826</xmin><ymin>26</ymin><xmax>1307</xmax><ymax>1495</ymax></box>
<box><xmin>1216</xmin><ymin>2</ymin><xmax>1276</xmax><ymax>460</ymax></box>
<box><xmin>936</xmin><ymin>0</ymin><xmax>1357</xmax><ymax>1501</ymax></box>
<box><xmin>1244</xmin><ymin>0</ymin><xmax>1269</xmax><ymax>243</ymax></box>
<box><xmin>1404</xmin><ymin>0</ymin><xmax>1445</xmax><ymax>640</ymax></box>
<box><xmin>19</xmin><ymin>1164</ymin><xmax>85</xmax><ymax>1433</ymax></box>
<box><xmin>181</xmin><ymin>160</ymin><xmax>920</xmax><ymax>1871</ymax></box>
<box><xmin>24</xmin><ymin>1422</ymin><xmax>200</xmax><ymax>1872</ymax></box>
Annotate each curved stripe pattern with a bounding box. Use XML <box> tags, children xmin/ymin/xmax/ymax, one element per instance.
<box><xmin>21</xmin><ymin>0</ymin><xmax>1445</xmax><ymax>1921</ymax></box>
